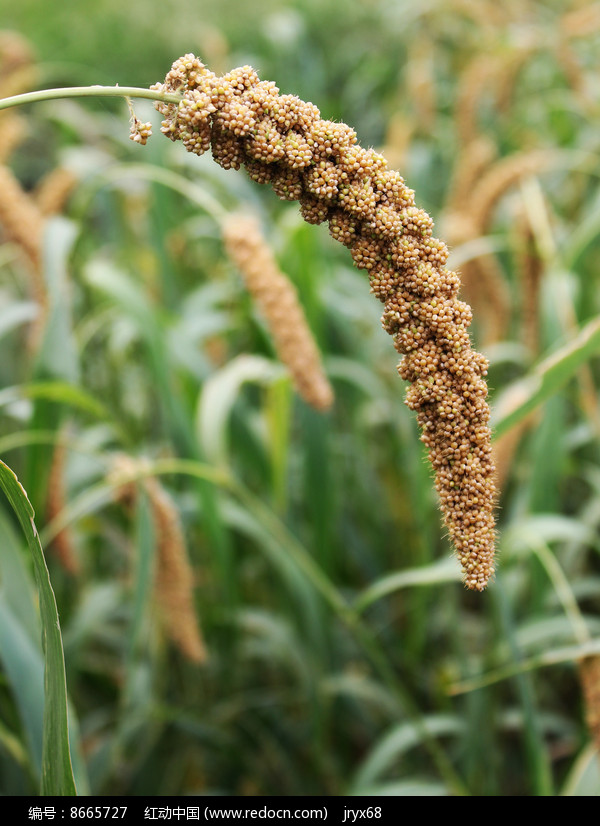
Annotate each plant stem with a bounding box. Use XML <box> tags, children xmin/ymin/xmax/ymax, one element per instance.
<box><xmin>0</xmin><ymin>85</ymin><xmax>181</xmax><ymax>112</ymax></box>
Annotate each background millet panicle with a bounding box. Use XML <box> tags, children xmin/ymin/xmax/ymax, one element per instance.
<box><xmin>109</xmin><ymin>455</ymin><xmax>207</xmax><ymax>664</ymax></box>
<box><xmin>151</xmin><ymin>55</ymin><xmax>497</xmax><ymax>590</ymax></box>
<box><xmin>223</xmin><ymin>212</ymin><xmax>334</xmax><ymax>413</ymax></box>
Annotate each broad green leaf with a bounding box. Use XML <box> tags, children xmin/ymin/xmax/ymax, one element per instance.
<box><xmin>63</xmin><ymin>583</ymin><xmax>125</xmax><ymax>653</ymax></box>
<box><xmin>325</xmin><ymin>355</ymin><xmax>388</xmax><ymax>401</ymax></box>
<box><xmin>84</xmin><ymin>258</ymin><xmax>157</xmax><ymax>331</ymax></box>
<box><xmin>0</xmin><ymin>460</ymin><xmax>76</xmax><ymax>795</ymax></box>
<box><xmin>197</xmin><ymin>354</ymin><xmax>285</xmax><ymax>467</ymax></box>
<box><xmin>91</xmin><ymin>162</ymin><xmax>226</xmax><ymax>223</ymax></box>
<box><xmin>492</xmin><ymin>317</ymin><xmax>600</xmax><ymax>438</ymax></box>
<box><xmin>351</xmin><ymin>715</ymin><xmax>463</xmax><ymax>792</ymax></box>
<box><xmin>0</xmin><ymin>506</ymin><xmax>45</xmax><ymax>782</ymax></box>
<box><xmin>0</xmin><ymin>508</ymin><xmax>40</xmax><ymax>646</ymax></box>
<box><xmin>322</xmin><ymin>673</ymin><xmax>397</xmax><ymax>717</ymax></box>
<box><xmin>35</xmin><ymin>217</ymin><xmax>80</xmax><ymax>383</ymax></box>
<box><xmin>561</xmin><ymin>744</ymin><xmax>600</xmax><ymax>796</ymax></box>
<box><xmin>350</xmin><ymin>780</ymin><xmax>449</xmax><ymax>796</ymax></box>
<box><xmin>0</xmin><ymin>301</ymin><xmax>38</xmax><ymax>341</ymax></box>
<box><xmin>236</xmin><ymin>608</ymin><xmax>308</xmax><ymax>679</ymax></box>
<box><xmin>0</xmin><ymin>716</ymin><xmax>29</xmax><ymax>770</ymax></box>
<box><xmin>354</xmin><ymin>557</ymin><xmax>462</xmax><ymax>613</ymax></box>
<box><xmin>449</xmin><ymin>637</ymin><xmax>600</xmax><ymax>695</ymax></box>
<box><xmin>0</xmin><ymin>381</ymin><xmax>109</xmax><ymax>420</ymax></box>
<box><xmin>84</xmin><ymin>257</ymin><xmax>197</xmax><ymax>454</ymax></box>
<box><xmin>0</xmin><ymin>599</ymin><xmax>44</xmax><ymax>777</ymax></box>
<box><xmin>515</xmin><ymin>616</ymin><xmax>599</xmax><ymax>654</ymax></box>
<box><xmin>0</xmin><ymin>502</ymin><xmax>89</xmax><ymax>793</ymax></box>
<box><xmin>504</xmin><ymin>514</ymin><xmax>599</xmax><ymax>554</ymax></box>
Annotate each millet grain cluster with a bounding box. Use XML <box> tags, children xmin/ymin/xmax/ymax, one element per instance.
<box><xmin>223</xmin><ymin>213</ymin><xmax>334</xmax><ymax>412</ymax></box>
<box><xmin>151</xmin><ymin>55</ymin><xmax>497</xmax><ymax>590</ymax></box>
<box><xmin>110</xmin><ymin>455</ymin><xmax>207</xmax><ymax>664</ymax></box>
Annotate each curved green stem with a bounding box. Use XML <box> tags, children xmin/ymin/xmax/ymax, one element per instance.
<box><xmin>0</xmin><ymin>85</ymin><xmax>181</xmax><ymax>112</ymax></box>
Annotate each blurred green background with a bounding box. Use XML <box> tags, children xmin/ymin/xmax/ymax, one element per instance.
<box><xmin>1</xmin><ymin>0</ymin><xmax>600</xmax><ymax>797</ymax></box>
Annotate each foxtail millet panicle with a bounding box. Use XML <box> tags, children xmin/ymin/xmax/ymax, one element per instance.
<box><xmin>0</xmin><ymin>112</ymin><xmax>25</xmax><ymax>163</ymax></box>
<box><xmin>109</xmin><ymin>454</ymin><xmax>207</xmax><ymax>664</ymax></box>
<box><xmin>144</xmin><ymin>473</ymin><xmax>208</xmax><ymax>665</ymax></box>
<box><xmin>563</xmin><ymin>4</ymin><xmax>600</xmax><ymax>39</ymax></box>
<box><xmin>46</xmin><ymin>434</ymin><xmax>80</xmax><ymax>576</ymax></box>
<box><xmin>35</xmin><ymin>167</ymin><xmax>78</xmax><ymax>216</ymax></box>
<box><xmin>129</xmin><ymin>116</ymin><xmax>153</xmax><ymax>146</ymax></box>
<box><xmin>150</xmin><ymin>54</ymin><xmax>497</xmax><ymax>590</ymax></box>
<box><xmin>0</xmin><ymin>33</ymin><xmax>74</xmax><ymax>350</ymax></box>
<box><xmin>0</xmin><ymin>32</ymin><xmax>35</xmax><ymax>164</ymax></box>
<box><xmin>579</xmin><ymin>656</ymin><xmax>600</xmax><ymax>750</ymax></box>
<box><xmin>223</xmin><ymin>212</ymin><xmax>334</xmax><ymax>412</ymax></box>
<box><xmin>0</xmin><ymin>163</ymin><xmax>45</xmax><ymax>270</ymax></box>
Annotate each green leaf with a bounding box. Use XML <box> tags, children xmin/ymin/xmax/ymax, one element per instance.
<box><xmin>449</xmin><ymin>637</ymin><xmax>600</xmax><ymax>695</ymax></box>
<box><xmin>36</xmin><ymin>217</ymin><xmax>80</xmax><ymax>383</ymax></box>
<box><xmin>196</xmin><ymin>354</ymin><xmax>285</xmax><ymax>467</ymax></box>
<box><xmin>349</xmin><ymin>780</ymin><xmax>449</xmax><ymax>796</ymax></box>
<box><xmin>0</xmin><ymin>460</ymin><xmax>76</xmax><ymax>795</ymax></box>
<box><xmin>0</xmin><ymin>301</ymin><xmax>38</xmax><ymax>341</ymax></box>
<box><xmin>354</xmin><ymin>557</ymin><xmax>462</xmax><ymax>614</ymax></box>
<box><xmin>561</xmin><ymin>744</ymin><xmax>600</xmax><ymax>796</ymax></box>
<box><xmin>492</xmin><ymin>317</ymin><xmax>600</xmax><ymax>438</ymax></box>
<box><xmin>0</xmin><ymin>508</ymin><xmax>41</xmax><ymax>647</ymax></box>
<box><xmin>350</xmin><ymin>715</ymin><xmax>463</xmax><ymax>792</ymax></box>
<box><xmin>0</xmin><ymin>381</ymin><xmax>110</xmax><ymax>420</ymax></box>
<box><xmin>0</xmin><ymin>598</ymin><xmax>44</xmax><ymax>776</ymax></box>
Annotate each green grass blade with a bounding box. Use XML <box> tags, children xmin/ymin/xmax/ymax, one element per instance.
<box><xmin>0</xmin><ymin>381</ymin><xmax>110</xmax><ymax>420</ymax></box>
<box><xmin>561</xmin><ymin>744</ymin><xmax>600</xmax><ymax>796</ymax></box>
<box><xmin>354</xmin><ymin>558</ymin><xmax>462</xmax><ymax>614</ymax></box>
<box><xmin>0</xmin><ymin>508</ymin><xmax>41</xmax><ymax>647</ymax></box>
<box><xmin>0</xmin><ymin>461</ymin><xmax>76</xmax><ymax>795</ymax></box>
<box><xmin>350</xmin><ymin>714</ymin><xmax>463</xmax><ymax>793</ymax></box>
<box><xmin>0</xmin><ymin>715</ymin><xmax>30</xmax><ymax>771</ymax></box>
<box><xmin>449</xmin><ymin>638</ymin><xmax>600</xmax><ymax>694</ymax></box>
<box><xmin>197</xmin><ymin>354</ymin><xmax>284</xmax><ymax>467</ymax></box>
<box><xmin>492</xmin><ymin>317</ymin><xmax>600</xmax><ymax>438</ymax></box>
<box><xmin>35</xmin><ymin>217</ymin><xmax>80</xmax><ymax>383</ymax></box>
<box><xmin>0</xmin><ymin>301</ymin><xmax>38</xmax><ymax>341</ymax></box>
<box><xmin>0</xmin><ymin>599</ymin><xmax>44</xmax><ymax>778</ymax></box>
<box><xmin>350</xmin><ymin>780</ymin><xmax>450</xmax><ymax>796</ymax></box>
